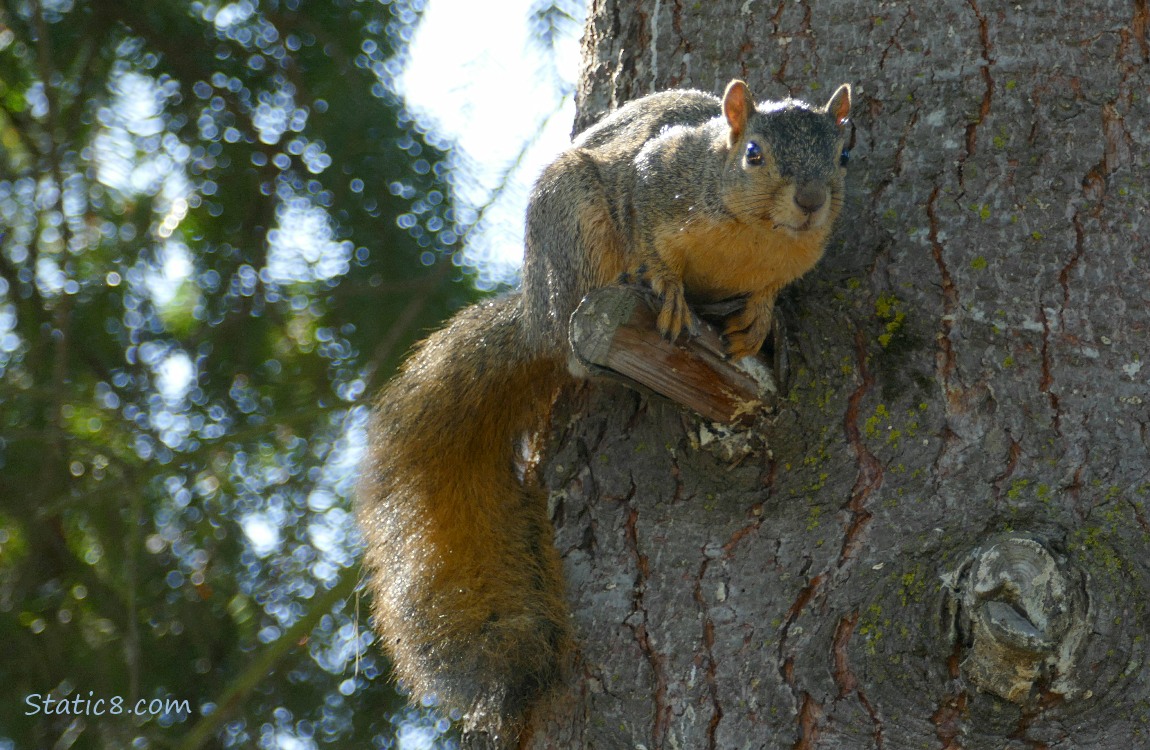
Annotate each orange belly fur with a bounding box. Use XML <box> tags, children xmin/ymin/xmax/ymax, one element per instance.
<box><xmin>655</xmin><ymin>216</ymin><xmax>828</xmax><ymax>301</ymax></box>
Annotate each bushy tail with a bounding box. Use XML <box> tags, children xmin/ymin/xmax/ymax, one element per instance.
<box><xmin>357</xmin><ymin>295</ymin><xmax>570</xmax><ymax>744</ymax></box>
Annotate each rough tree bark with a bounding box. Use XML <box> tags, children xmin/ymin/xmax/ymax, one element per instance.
<box><xmin>527</xmin><ymin>1</ymin><xmax>1150</xmax><ymax>748</ymax></box>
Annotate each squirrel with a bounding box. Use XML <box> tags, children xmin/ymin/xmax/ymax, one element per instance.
<box><xmin>357</xmin><ymin>78</ymin><xmax>852</xmax><ymax>745</ymax></box>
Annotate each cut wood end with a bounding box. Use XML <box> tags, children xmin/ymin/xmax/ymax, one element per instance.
<box><xmin>569</xmin><ymin>286</ymin><xmax>775</xmax><ymax>424</ymax></box>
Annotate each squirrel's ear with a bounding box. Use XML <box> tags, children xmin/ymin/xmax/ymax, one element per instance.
<box><xmin>722</xmin><ymin>79</ymin><xmax>754</xmax><ymax>143</ymax></box>
<box><xmin>825</xmin><ymin>83</ymin><xmax>852</xmax><ymax>127</ymax></box>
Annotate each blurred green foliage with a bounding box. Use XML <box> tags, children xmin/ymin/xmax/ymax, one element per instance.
<box><xmin>0</xmin><ymin>0</ymin><xmax>480</xmax><ymax>747</ymax></box>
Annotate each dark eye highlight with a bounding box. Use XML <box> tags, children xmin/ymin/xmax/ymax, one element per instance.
<box><xmin>745</xmin><ymin>141</ymin><xmax>764</xmax><ymax>166</ymax></box>
<box><xmin>840</xmin><ymin>148</ymin><xmax>850</xmax><ymax>167</ymax></box>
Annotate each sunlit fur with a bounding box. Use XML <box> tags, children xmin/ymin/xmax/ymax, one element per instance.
<box><xmin>358</xmin><ymin>299</ymin><xmax>569</xmax><ymax>743</ymax></box>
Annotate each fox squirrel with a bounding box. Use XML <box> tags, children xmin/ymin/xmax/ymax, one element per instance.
<box><xmin>357</xmin><ymin>78</ymin><xmax>852</xmax><ymax>745</ymax></box>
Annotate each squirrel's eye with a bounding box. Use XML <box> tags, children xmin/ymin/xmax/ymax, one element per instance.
<box><xmin>839</xmin><ymin>148</ymin><xmax>850</xmax><ymax>167</ymax></box>
<box><xmin>745</xmin><ymin>141</ymin><xmax>764</xmax><ymax>166</ymax></box>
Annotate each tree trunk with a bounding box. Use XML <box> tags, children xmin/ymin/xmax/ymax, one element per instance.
<box><xmin>528</xmin><ymin>1</ymin><xmax>1150</xmax><ymax>748</ymax></box>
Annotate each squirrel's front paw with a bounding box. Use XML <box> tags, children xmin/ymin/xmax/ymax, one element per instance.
<box><xmin>653</xmin><ymin>281</ymin><xmax>694</xmax><ymax>341</ymax></box>
<box><xmin>723</xmin><ymin>302</ymin><xmax>772</xmax><ymax>360</ymax></box>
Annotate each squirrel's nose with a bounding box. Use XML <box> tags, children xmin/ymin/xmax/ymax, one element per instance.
<box><xmin>794</xmin><ymin>183</ymin><xmax>827</xmax><ymax>214</ymax></box>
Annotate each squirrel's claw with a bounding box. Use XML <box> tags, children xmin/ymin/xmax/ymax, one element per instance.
<box><xmin>641</xmin><ymin>270</ymin><xmax>693</xmax><ymax>342</ymax></box>
<box><xmin>656</xmin><ymin>285</ymin><xmax>692</xmax><ymax>341</ymax></box>
<box><xmin>724</xmin><ymin>329</ymin><xmax>767</xmax><ymax>361</ymax></box>
<box><xmin>723</xmin><ymin>299</ymin><xmax>773</xmax><ymax>360</ymax></box>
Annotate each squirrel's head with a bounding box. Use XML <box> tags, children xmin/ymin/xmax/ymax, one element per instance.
<box><xmin>720</xmin><ymin>79</ymin><xmax>852</xmax><ymax>236</ymax></box>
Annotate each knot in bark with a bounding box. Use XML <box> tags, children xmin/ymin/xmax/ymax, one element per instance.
<box><xmin>946</xmin><ymin>535</ymin><xmax>1090</xmax><ymax>704</ymax></box>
